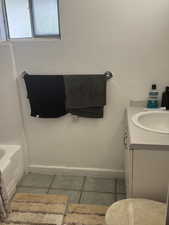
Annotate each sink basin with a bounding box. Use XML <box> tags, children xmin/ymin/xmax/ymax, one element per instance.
<box><xmin>132</xmin><ymin>111</ymin><xmax>169</xmax><ymax>134</ymax></box>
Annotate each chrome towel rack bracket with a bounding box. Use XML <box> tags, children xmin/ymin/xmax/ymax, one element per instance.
<box><xmin>104</xmin><ymin>71</ymin><xmax>113</xmax><ymax>80</ymax></box>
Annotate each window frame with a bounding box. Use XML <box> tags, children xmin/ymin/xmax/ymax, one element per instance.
<box><xmin>1</xmin><ymin>0</ymin><xmax>9</xmax><ymax>40</ymax></box>
<box><xmin>1</xmin><ymin>0</ymin><xmax>61</xmax><ymax>40</ymax></box>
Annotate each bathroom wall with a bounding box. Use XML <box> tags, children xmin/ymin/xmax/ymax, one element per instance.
<box><xmin>12</xmin><ymin>0</ymin><xmax>169</xmax><ymax>176</ymax></box>
<box><xmin>0</xmin><ymin>44</ymin><xmax>23</xmax><ymax>145</ymax></box>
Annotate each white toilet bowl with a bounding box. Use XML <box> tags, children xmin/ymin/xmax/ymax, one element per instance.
<box><xmin>105</xmin><ymin>199</ymin><xmax>166</xmax><ymax>225</ymax></box>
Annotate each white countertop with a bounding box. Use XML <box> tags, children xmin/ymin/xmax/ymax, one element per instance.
<box><xmin>127</xmin><ymin>107</ymin><xmax>169</xmax><ymax>150</ymax></box>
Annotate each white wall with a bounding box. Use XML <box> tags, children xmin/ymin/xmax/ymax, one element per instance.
<box><xmin>12</xmin><ymin>0</ymin><xmax>169</xmax><ymax>175</ymax></box>
<box><xmin>0</xmin><ymin>44</ymin><xmax>23</xmax><ymax>145</ymax></box>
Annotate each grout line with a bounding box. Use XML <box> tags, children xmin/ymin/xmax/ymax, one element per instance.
<box><xmin>114</xmin><ymin>178</ymin><xmax>118</xmax><ymax>202</ymax></box>
<box><xmin>116</xmin><ymin>192</ymin><xmax>126</xmax><ymax>194</ymax></box>
<box><xmin>49</xmin><ymin>188</ymin><xmax>115</xmax><ymax>194</ymax></box>
<box><xmin>83</xmin><ymin>177</ymin><xmax>118</xmax><ymax>181</ymax></box>
<box><xmin>17</xmin><ymin>185</ymin><xmax>50</xmax><ymax>190</ymax></box>
<box><xmin>63</xmin><ymin>196</ymin><xmax>70</xmax><ymax>222</ymax></box>
<box><xmin>61</xmin><ymin>207</ymin><xmax>66</xmax><ymax>225</ymax></box>
<box><xmin>17</xmin><ymin>186</ymin><xmax>121</xmax><ymax>194</ymax></box>
<box><xmin>17</xmin><ymin>185</ymin><xmax>82</xmax><ymax>191</ymax></box>
<box><xmin>47</xmin><ymin>175</ymin><xmax>56</xmax><ymax>194</ymax></box>
<box><xmin>115</xmin><ymin>179</ymin><xmax>126</xmax><ymax>195</ymax></box>
<box><xmin>78</xmin><ymin>176</ymin><xmax>86</xmax><ymax>204</ymax></box>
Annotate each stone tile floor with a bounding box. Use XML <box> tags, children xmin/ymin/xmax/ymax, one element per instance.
<box><xmin>17</xmin><ymin>173</ymin><xmax>126</xmax><ymax>205</ymax></box>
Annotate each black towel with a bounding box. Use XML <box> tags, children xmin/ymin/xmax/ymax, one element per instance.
<box><xmin>24</xmin><ymin>74</ymin><xmax>67</xmax><ymax>118</ymax></box>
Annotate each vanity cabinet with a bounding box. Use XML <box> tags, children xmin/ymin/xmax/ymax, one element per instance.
<box><xmin>125</xmin><ymin>134</ymin><xmax>169</xmax><ymax>202</ymax></box>
<box><xmin>126</xmin><ymin>106</ymin><xmax>169</xmax><ymax>202</ymax></box>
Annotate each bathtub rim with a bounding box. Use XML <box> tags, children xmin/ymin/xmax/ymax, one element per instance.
<box><xmin>0</xmin><ymin>149</ymin><xmax>5</xmax><ymax>159</ymax></box>
<box><xmin>0</xmin><ymin>145</ymin><xmax>21</xmax><ymax>172</ymax></box>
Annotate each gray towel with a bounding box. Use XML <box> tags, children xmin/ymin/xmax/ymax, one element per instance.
<box><xmin>70</xmin><ymin>107</ymin><xmax>104</xmax><ymax>118</ymax></box>
<box><xmin>64</xmin><ymin>75</ymin><xmax>106</xmax><ymax>118</ymax></box>
<box><xmin>64</xmin><ymin>75</ymin><xmax>106</xmax><ymax>108</ymax></box>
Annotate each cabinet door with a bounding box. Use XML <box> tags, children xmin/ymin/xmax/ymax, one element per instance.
<box><xmin>124</xmin><ymin>130</ymin><xmax>133</xmax><ymax>198</ymax></box>
<box><xmin>125</xmin><ymin>147</ymin><xmax>133</xmax><ymax>198</ymax></box>
<box><xmin>132</xmin><ymin>149</ymin><xmax>169</xmax><ymax>202</ymax></box>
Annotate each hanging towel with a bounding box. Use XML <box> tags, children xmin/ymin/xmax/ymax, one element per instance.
<box><xmin>0</xmin><ymin>172</ymin><xmax>9</xmax><ymax>222</ymax></box>
<box><xmin>70</xmin><ymin>107</ymin><xmax>104</xmax><ymax>118</ymax></box>
<box><xmin>24</xmin><ymin>74</ymin><xmax>67</xmax><ymax>118</ymax></box>
<box><xmin>64</xmin><ymin>75</ymin><xmax>107</xmax><ymax>118</ymax></box>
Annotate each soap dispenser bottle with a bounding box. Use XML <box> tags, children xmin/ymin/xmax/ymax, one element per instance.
<box><xmin>147</xmin><ymin>84</ymin><xmax>159</xmax><ymax>109</ymax></box>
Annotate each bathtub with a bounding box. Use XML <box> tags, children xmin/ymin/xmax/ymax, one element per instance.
<box><xmin>0</xmin><ymin>145</ymin><xmax>24</xmax><ymax>200</ymax></box>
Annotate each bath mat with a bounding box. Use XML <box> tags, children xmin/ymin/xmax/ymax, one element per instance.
<box><xmin>12</xmin><ymin>193</ymin><xmax>68</xmax><ymax>204</ymax></box>
<box><xmin>68</xmin><ymin>204</ymin><xmax>108</xmax><ymax>216</ymax></box>
<box><xmin>2</xmin><ymin>193</ymin><xmax>108</xmax><ymax>225</ymax></box>
<box><xmin>64</xmin><ymin>204</ymin><xmax>108</xmax><ymax>225</ymax></box>
<box><xmin>4</xmin><ymin>193</ymin><xmax>68</xmax><ymax>225</ymax></box>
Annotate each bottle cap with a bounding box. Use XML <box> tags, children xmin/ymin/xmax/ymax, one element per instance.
<box><xmin>152</xmin><ymin>84</ymin><xmax>157</xmax><ymax>90</ymax></box>
<box><xmin>166</xmin><ymin>86</ymin><xmax>169</xmax><ymax>92</ymax></box>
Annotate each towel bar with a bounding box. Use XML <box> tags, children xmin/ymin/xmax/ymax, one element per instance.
<box><xmin>22</xmin><ymin>71</ymin><xmax>114</xmax><ymax>80</ymax></box>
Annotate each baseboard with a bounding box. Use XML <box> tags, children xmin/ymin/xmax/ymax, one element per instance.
<box><xmin>28</xmin><ymin>164</ymin><xmax>124</xmax><ymax>178</ymax></box>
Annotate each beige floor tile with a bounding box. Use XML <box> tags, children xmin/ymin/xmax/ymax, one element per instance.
<box><xmin>117</xmin><ymin>194</ymin><xmax>126</xmax><ymax>201</ymax></box>
<box><xmin>116</xmin><ymin>179</ymin><xmax>126</xmax><ymax>194</ymax></box>
<box><xmin>64</xmin><ymin>213</ymin><xmax>105</xmax><ymax>225</ymax></box>
<box><xmin>68</xmin><ymin>204</ymin><xmax>108</xmax><ymax>215</ymax></box>
<box><xmin>16</xmin><ymin>187</ymin><xmax>48</xmax><ymax>194</ymax></box>
<box><xmin>84</xmin><ymin>177</ymin><xmax>115</xmax><ymax>193</ymax></box>
<box><xmin>80</xmin><ymin>192</ymin><xmax>115</xmax><ymax>206</ymax></box>
<box><xmin>51</xmin><ymin>175</ymin><xmax>84</xmax><ymax>190</ymax></box>
<box><xmin>11</xmin><ymin>201</ymin><xmax>66</xmax><ymax>214</ymax></box>
<box><xmin>49</xmin><ymin>189</ymin><xmax>81</xmax><ymax>203</ymax></box>
<box><xmin>19</xmin><ymin>173</ymin><xmax>53</xmax><ymax>188</ymax></box>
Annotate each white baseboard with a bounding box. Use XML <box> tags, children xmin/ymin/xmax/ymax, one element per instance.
<box><xmin>28</xmin><ymin>165</ymin><xmax>124</xmax><ymax>178</ymax></box>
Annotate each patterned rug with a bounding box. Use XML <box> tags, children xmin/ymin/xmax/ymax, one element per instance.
<box><xmin>2</xmin><ymin>193</ymin><xmax>108</xmax><ymax>225</ymax></box>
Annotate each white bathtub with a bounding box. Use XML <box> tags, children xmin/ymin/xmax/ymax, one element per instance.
<box><xmin>0</xmin><ymin>145</ymin><xmax>24</xmax><ymax>200</ymax></box>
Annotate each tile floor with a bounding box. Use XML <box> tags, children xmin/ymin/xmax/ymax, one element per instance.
<box><xmin>17</xmin><ymin>173</ymin><xmax>126</xmax><ymax>205</ymax></box>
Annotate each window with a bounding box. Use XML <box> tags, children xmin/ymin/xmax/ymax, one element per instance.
<box><xmin>0</xmin><ymin>0</ymin><xmax>60</xmax><ymax>40</ymax></box>
<box><xmin>0</xmin><ymin>0</ymin><xmax>7</xmax><ymax>40</ymax></box>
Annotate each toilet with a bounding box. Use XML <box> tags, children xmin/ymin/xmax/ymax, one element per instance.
<box><xmin>105</xmin><ymin>198</ymin><xmax>167</xmax><ymax>225</ymax></box>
